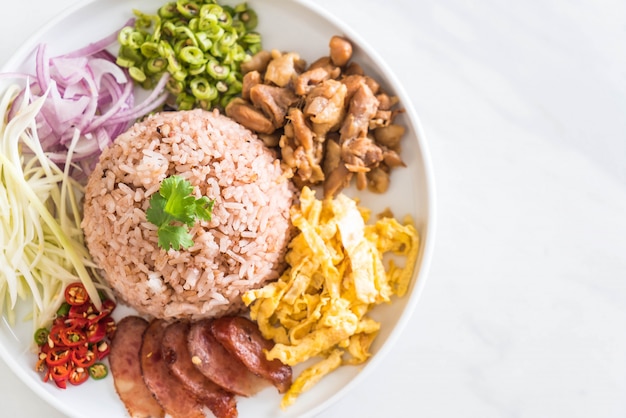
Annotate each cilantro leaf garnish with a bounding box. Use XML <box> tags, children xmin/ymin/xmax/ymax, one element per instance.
<box><xmin>146</xmin><ymin>175</ymin><xmax>214</xmax><ymax>250</ymax></box>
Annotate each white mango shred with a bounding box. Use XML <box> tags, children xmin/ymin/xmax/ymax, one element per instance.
<box><xmin>0</xmin><ymin>83</ymin><xmax>105</xmax><ymax>331</ymax></box>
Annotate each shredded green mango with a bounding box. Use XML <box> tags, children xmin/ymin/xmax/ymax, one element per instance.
<box><xmin>0</xmin><ymin>84</ymin><xmax>107</xmax><ymax>331</ymax></box>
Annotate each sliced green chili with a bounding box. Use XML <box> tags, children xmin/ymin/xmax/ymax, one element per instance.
<box><xmin>34</xmin><ymin>327</ymin><xmax>50</xmax><ymax>346</ymax></box>
<box><xmin>88</xmin><ymin>362</ymin><xmax>108</xmax><ymax>380</ymax></box>
<box><xmin>56</xmin><ymin>302</ymin><xmax>71</xmax><ymax>317</ymax></box>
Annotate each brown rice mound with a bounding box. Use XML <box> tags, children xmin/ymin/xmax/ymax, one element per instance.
<box><xmin>81</xmin><ymin>109</ymin><xmax>295</xmax><ymax>319</ymax></box>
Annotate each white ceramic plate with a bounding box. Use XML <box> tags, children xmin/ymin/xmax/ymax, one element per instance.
<box><xmin>0</xmin><ymin>0</ymin><xmax>436</xmax><ymax>417</ymax></box>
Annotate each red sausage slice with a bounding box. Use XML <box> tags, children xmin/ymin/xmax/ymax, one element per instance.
<box><xmin>140</xmin><ymin>319</ymin><xmax>206</xmax><ymax>418</ymax></box>
<box><xmin>162</xmin><ymin>321</ymin><xmax>238</xmax><ymax>418</ymax></box>
<box><xmin>211</xmin><ymin>316</ymin><xmax>293</xmax><ymax>393</ymax></box>
<box><xmin>188</xmin><ymin>319</ymin><xmax>268</xmax><ymax>397</ymax></box>
<box><xmin>109</xmin><ymin>316</ymin><xmax>164</xmax><ymax>418</ymax></box>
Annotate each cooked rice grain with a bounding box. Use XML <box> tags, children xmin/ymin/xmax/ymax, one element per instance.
<box><xmin>82</xmin><ymin>109</ymin><xmax>295</xmax><ymax>319</ymax></box>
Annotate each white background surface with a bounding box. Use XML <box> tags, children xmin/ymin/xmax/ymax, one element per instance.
<box><xmin>1</xmin><ymin>0</ymin><xmax>625</xmax><ymax>417</ymax></box>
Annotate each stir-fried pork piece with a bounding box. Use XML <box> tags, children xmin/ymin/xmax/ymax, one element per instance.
<box><xmin>341</xmin><ymin>74</ymin><xmax>381</xmax><ymax>101</ymax></box>
<box><xmin>249</xmin><ymin>84</ymin><xmax>299</xmax><ymax>128</ymax></box>
<box><xmin>355</xmin><ymin>171</ymin><xmax>368</xmax><ymax>190</ymax></box>
<box><xmin>210</xmin><ymin>316</ymin><xmax>292</xmax><ymax>394</ymax></box>
<box><xmin>140</xmin><ymin>319</ymin><xmax>207</xmax><ymax>418</ymax></box>
<box><xmin>322</xmin><ymin>135</ymin><xmax>341</xmax><ymax>175</ymax></box>
<box><xmin>109</xmin><ymin>316</ymin><xmax>165</xmax><ymax>418</ymax></box>
<box><xmin>369</xmin><ymin>109</ymin><xmax>393</xmax><ymax>129</ymax></box>
<box><xmin>323</xmin><ymin>163</ymin><xmax>353</xmax><ymax>198</ymax></box>
<box><xmin>240</xmin><ymin>50</ymin><xmax>272</xmax><ymax>74</ymax></box>
<box><xmin>374</xmin><ymin>124</ymin><xmax>405</xmax><ymax>148</ymax></box>
<box><xmin>280</xmin><ymin>108</ymin><xmax>324</xmax><ymax>185</ymax></box>
<box><xmin>162</xmin><ymin>321</ymin><xmax>238</xmax><ymax>418</ymax></box>
<box><xmin>307</xmin><ymin>56</ymin><xmax>332</xmax><ymax>71</ymax></box>
<box><xmin>294</xmin><ymin>65</ymin><xmax>341</xmax><ymax>96</ymax></box>
<box><xmin>367</xmin><ymin>166</ymin><xmax>391</xmax><ymax>193</ymax></box>
<box><xmin>382</xmin><ymin>148</ymin><xmax>406</xmax><ymax>168</ymax></box>
<box><xmin>342</xmin><ymin>135</ymin><xmax>384</xmax><ymax>171</ymax></box>
<box><xmin>345</xmin><ymin>61</ymin><xmax>364</xmax><ymax>76</ymax></box>
<box><xmin>304</xmin><ymin>79</ymin><xmax>347</xmax><ymax>136</ymax></box>
<box><xmin>226</xmin><ymin>36</ymin><xmax>407</xmax><ymax>196</ymax></box>
<box><xmin>340</xmin><ymin>83</ymin><xmax>380</xmax><ymax>142</ymax></box>
<box><xmin>264</xmin><ymin>51</ymin><xmax>304</xmax><ymax>87</ymax></box>
<box><xmin>257</xmin><ymin>132</ymin><xmax>281</xmax><ymax>148</ymax></box>
<box><xmin>225</xmin><ymin>98</ymin><xmax>275</xmax><ymax>134</ymax></box>
<box><xmin>188</xmin><ymin>319</ymin><xmax>268</xmax><ymax>397</ymax></box>
<box><xmin>242</xmin><ymin>70</ymin><xmax>262</xmax><ymax>100</ymax></box>
<box><xmin>329</xmin><ymin>35</ymin><xmax>353</xmax><ymax>67</ymax></box>
<box><xmin>376</xmin><ymin>93</ymin><xmax>399</xmax><ymax>111</ymax></box>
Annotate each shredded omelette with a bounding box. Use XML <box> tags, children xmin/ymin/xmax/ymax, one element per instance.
<box><xmin>242</xmin><ymin>186</ymin><xmax>419</xmax><ymax>408</ymax></box>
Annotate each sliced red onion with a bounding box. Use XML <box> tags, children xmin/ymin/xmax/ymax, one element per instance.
<box><xmin>6</xmin><ymin>19</ymin><xmax>168</xmax><ymax>180</ymax></box>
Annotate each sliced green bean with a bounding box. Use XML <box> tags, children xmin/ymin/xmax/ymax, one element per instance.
<box><xmin>179</xmin><ymin>46</ymin><xmax>205</xmax><ymax>65</ymax></box>
<box><xmin>146</xmin><ymin>57</ymin><xmax>168</xmax><ymax>74</ymax></box>
<box><xmin>159</xmin><ymin>3</ymin><xmax>178</xmax><ymax>18</ymax></box>
<box><xmin>116</xmin><ymin>0</ymin><xmax>261</xmax><ymax>110</ymax></box>
<box><xmin>176</xmin><ymin>0</ymin><xmax>200</xmax><ymax>18</ymax></box>
<box><xmin>190</xmin><ymin>77</ymin><xmax>218</xmax><ymax>101</ymax></box>
<box><xmin>239</xmin><ymin>9</ymin><xmax>258</xmax><ymax>30</ymax></box>
<box><xmin>206</xmin><ymin>60</ymin><xmax>229</xmax><ymax>79</ymax></box>
<box><xmin>140</xmin><ymin>42</ymin><xmax>160</xmax><ymax>58</ymax></box>
<box><xmin>129</xmin><ymin>66</ymin><xmax>147</xmax><ymax>82</ymax></box>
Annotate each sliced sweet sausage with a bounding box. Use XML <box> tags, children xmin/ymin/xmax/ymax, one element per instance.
<box><xmin>140</xmin><ymin>319</ymin><xmax>206</xmax><ymax>418</ymax></box>
<box><xmin>211</xmin><ymin>316</ymin><xmax>293</xmax><ymax>394</ymax></box>
<box><xmin>109</xmin><ymin>316</ymin><xmax>165</xmax><ymax>418</ymax></box>
<box><xmin>162</xmin><ymin>321</ymin><xmax>238</xmax><ymax>418</ymax></box>
<box><xmin>188</xmin><ymin>319</ymin><xmax>268</xmax><ymax>397</ymax></box>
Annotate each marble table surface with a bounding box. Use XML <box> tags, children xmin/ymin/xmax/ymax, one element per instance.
<box><xmin>1</xmin><ymin>0</ymin><xmax>625</xmax><ymax>417</ymax></box>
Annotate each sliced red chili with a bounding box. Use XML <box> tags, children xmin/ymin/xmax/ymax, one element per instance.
<box><xmin>94</xmin><ymin>340</ymin><xmax>110</xmax><ymax>360</ymax></box>
<box><xmin>49</xmin><ymin>363</ymin><xmax>71</xmax><ymax>384</ymax></box>
<box><xmin>64</xmin><ymin>282</ymin><xmax>89</xmax><ymax>306</ymax></box>
<box><xmin>69</xmin><ymin>367</ymin><xmax>89</xmax><ymax>386</ymax></box>
<box><xmin>86</xmin><ymin>322</ymin><xmax>106</xmax><ymax>344</ymax></box>
<box><xmin>60</xmin><ymin>327</ymin><xmax>87</xmax><ymax>347</ymax></box>
<box><xmin>101</xmin><ymin>299</ymin><xmax>116</xmax><ymax>314</ymax></box>
<box><xmin>71</xmin><ymin>346</ymin><xmax>96</xmax><ymax>368</ymax></box>
<box><xmin>103</xmin><ymin>316</ymin><xmax>117</xmax><ymax>339</ymax></box>
<box><xmin>35</xmin><ymin>356</ymin><xmax>47</xmax><ymax>373</ymax></box>
<box><xmin>68</xmin><ymin>301</ymin><xmax>95</xmax><ymax>319</ymax></box>
<box><xmin>45</xmin><ymin>348</ymin><xmax>71</xmax><ymax>367</ymax></box>
<box><xmin>63</xmin><ymin>315</ymin><xmax>89</xmax><ymax>329</ymax></box>
<box><xmin>35</xmin><ymin>281</ymin><xmax>118</xmax><ymax>390</ymax></box>
<box><xmin>54</xmin><ymin>378</ymin><xmax>67</xmax><ymax>389</ymax></box>
<box><xmin>48</xmin><ymin>325</ymin><xmax>66</xmax><ymax>348</ymax></box>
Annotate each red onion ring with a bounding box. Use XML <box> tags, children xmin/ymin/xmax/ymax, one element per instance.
<box><xmin>2</xmin><ymin>19</ymin><xmax>169</xmax><ymax>180</ymax></box>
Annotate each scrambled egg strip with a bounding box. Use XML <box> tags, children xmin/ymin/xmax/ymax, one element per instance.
<box><xmin>242</xmin><ymin>186</ymin><xmax>419</xmax><ymax>408</ymax></box>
